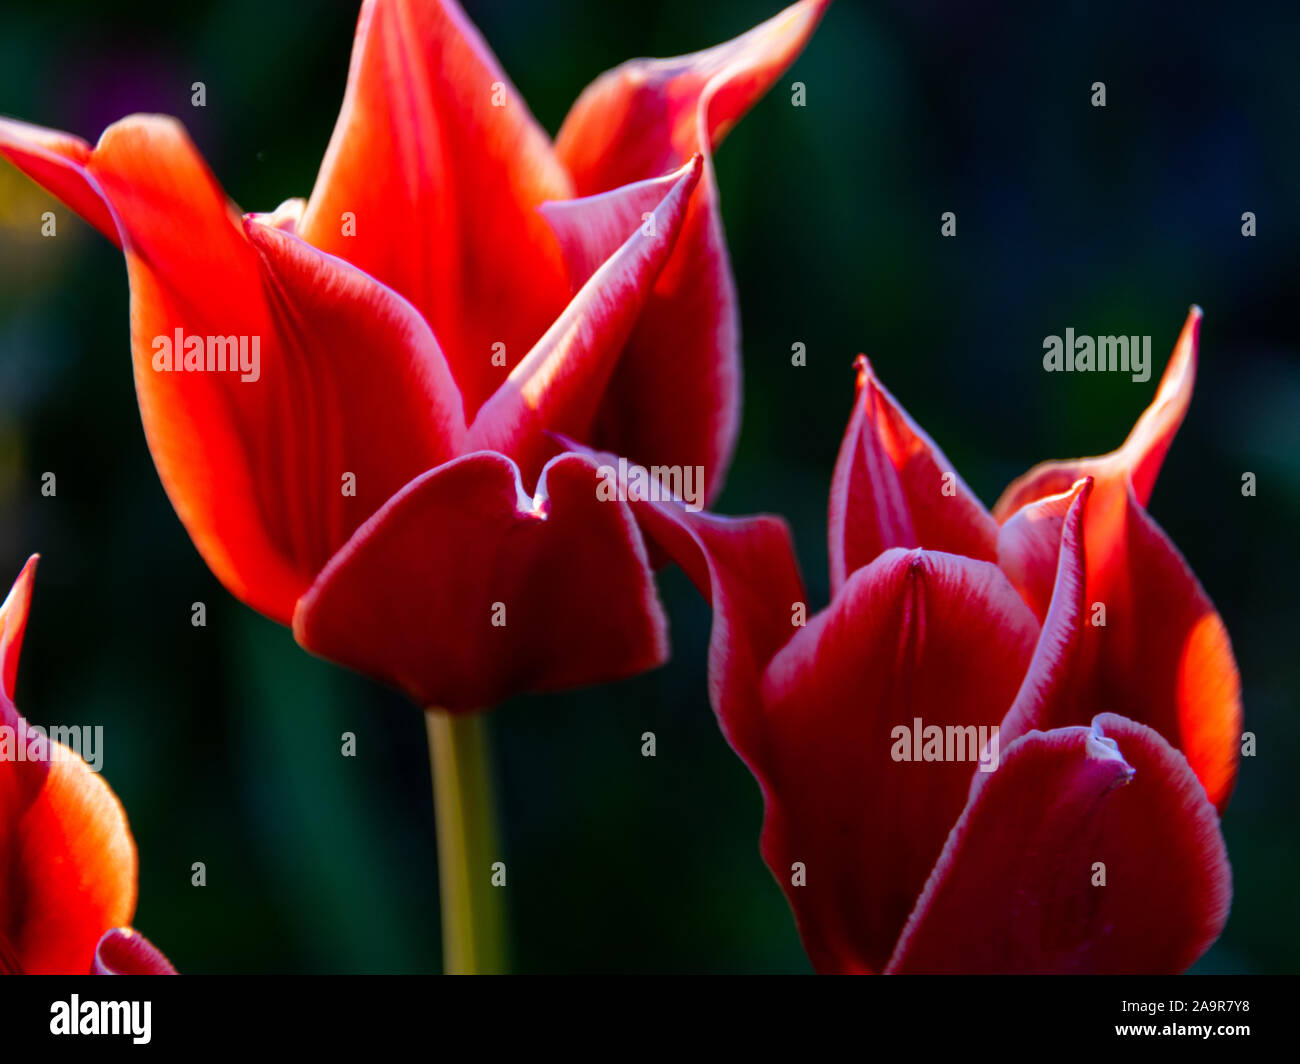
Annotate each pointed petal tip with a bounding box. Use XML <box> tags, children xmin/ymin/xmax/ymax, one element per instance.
<box><xmin>852</xmin><ymin>353</ymin><xmax>872</xmax><ymax>385</ymax></box>
<box><xmin>468</xmin><ymin>145</ymin><xmax>703</xmax><ymax>468</ymax></box>
<box><xmin>1086</xmin><ymin>718</ymin><xmax>1137</xmax><ymax>778</ymax></box>
<box><xmin>828</xmin><ymin>353</ymin><xmax>999</xmax><ymax>588</ymax></box>
<box><xmin>11</xmin><ymin>553</ymin><xmax>39</xmax><ymax>582</ymax></box>
<box><xmin>94</xmin><ymin>112</ymin><xmax>184</xmax><ymax>145</ymax></box>
<box><xmin>1061</xmin><ymin>473</ymin><xmax>1095</xmax><ymax>510</ymax></box>
<box><xmin>993</xmin><ymin>309</ymin><xmax>1204</xmax><ymax>520</ymax></box>
<box><xmin>678</xmin><ymin>150</ymin><xmax>705</xmax><ymax>191</ymax></box>
<box><xmin>0</xmin><ymin>554</ymin><xmax>39</xmax><ymax>700</ymax></box>
<box><xmin>763</xmin><ymin>0</ymin><xmax>834</xmax><ymax>44</ymax></box>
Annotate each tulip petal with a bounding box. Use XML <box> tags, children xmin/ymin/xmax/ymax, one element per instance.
<box><xmin>996</xmin><ymin>475</ymin><xmax>1237</xmax><ymax>811</ymax></box>
<box><xmin>11</xmin><ymin>738</ymin><xmax>137</xmax><ymax>975</ymax></box>
<box><xmin>993</xmin><ymin>309</ymin><xmax>1240</xmax><ymax>808</ymax></box>
<box><xmin>0</xmin><ymin>565</ymin><xmax>145</xmax><ymax>976</ymax></box>
<box><xmin>2</xmin><ymin>115</ymin><xmax>303</xmax><ymax>619</ymax></box>
<box><xmin>553</xmin><ymin>0</ymin><xmax>829</xmax><ymax>503</ymax></box>
<box><xmin>466</xmin><ymin>156</ymin><xmax>702</xmax><ymax>482</ymax></box>
<box><xmin>887</xmin><ymin>715</ymin><xmax>1231</xmax><ymax>974</ymax></box>
<box><xmin>557</xmin><ymin>0</ymin><xmax>830</xmax><ymax>190</ymax></box>
<box><xmin>616</xmin><ymin>481</ymin><xmax>805</xmax><ymax>767</ymax></box>
<box><xmin>0</xmin><ymin>118</ymin><xmax>120</xmax><ymax>244</ymax></box>
<box><xmin>997</xmin><ymin>479</ymin><xmax>1090</xmax><ymax>746</ymax></box>
<box><xmin>1079</xmin><ymin>483</ymin><xmax>1241</xmax><ymax>809</ymax></box>
<box><xmin>0</xmin><ymin>560</ymin><xmax>50</xmax><ymax>943</ymax></box>
<box><xmin>92</xmin><ymin>928</ymin><xmax>177</xmax><ymax>975</ymax></box>
<box><xmin>2</xmin><ymin>114</ymin><xmax>471</xmax><ymax>624</ymax></box>
<box><xmin>1007</xmin><ymin>484</ymin><xmax>1241</xmax><ymax>808</ymax></box>
<box><xmin>757</xmin><ymin>548</ymin><xmax>1039</xmax><ymax>972</ymax></box>
<box><xmin>828</xmin><ymin>356</ymin><xmax>999</xmax><ymax>594</ymax></box>
<box><xmin>993</xmin><ymin>307</ymin><xmax>1201</xmax><ymax>519</ymax></box>
<box><xmin>0</xmin><ymin>554</ymin><xmax>37</xmax><ymax>704</ymax></box>
<box><xmin>293</xmin><ymin>452</ymin><xmax>669</xmax><ymax>710</ymax></box>
<box><xmin>298</xmin><ymin>0</ymin><xmax>574</xmax><ymax>417</ymax></box>
<box><xmin>996</xmin><ymin>478</ymin><xmax>1091</xmax><ymax>624</ymax></box>
<box><xmin>538</xmin><ymin>166</ymin><xmax>696</xmax><ymax>293</ymax></box>
<box><xmin>242</xmin><ymin>220</ymin><xmax>468</xmax><ymax>566</ymax></box>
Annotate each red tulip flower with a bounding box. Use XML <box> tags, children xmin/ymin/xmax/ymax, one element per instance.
<box><xmin>0</xmin><ymin>557</ymin><xmax>175</xmax><ymax>975</ymax></box>
<box><xmin>0</xmin><ymin>0</ymin><xmax>828</xmax><ymax>710</ymax></box>
<box><xmin>596</xmin><ymin>308</ymin><xmax>1240</xmax><ymax>973</ymax></box>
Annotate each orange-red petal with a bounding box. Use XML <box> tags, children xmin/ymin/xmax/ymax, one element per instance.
<box><xmin>993</xmin><ymin>307</ymin><xmax>1201</xmax><ymax>518</ymax></box>
<box><xmin>0</xmin><ymin>554</ymin><xmax>37</xmax><ymax>704</ymax></box>
<box><xmin>1</xmin><ymin>115</ymin><xmax>468</xmax><ymax>624</ymax></box>
<box><xmin>996</xmin><ymin>478</ymin><xmax>1092</xmax><ymax>624</ymax></box>
<box><xmin>298</xmin><ymin>0</ymin><xmax>574</xmax><ymax>417</ymax></box>
<box><xmin>993</xmin><ymin>311</ymin><xmax>1241</xmax><ymax>808</ymax></box>
<box><xmin>466</xmin><ymin>156</ymin><xmax>702</xmax><ymax>483</ymax></box>
<box><xmin>12</xmin><ymin>748</ymin><xmax>138</xmax><ymax>974</ymax></box>
<box><xmin>553</xmin><ymin>0</ymin><xmax>830</xmax><ymax>504</ymax></box>
<box><xmin>828</xmin><ymin>356</ymin><xmax>998</xmax><ymax>593</ymax></box>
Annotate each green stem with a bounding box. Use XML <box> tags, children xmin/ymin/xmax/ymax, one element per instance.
<box><xmin>425</xmin><ymin>708</ymin><xmax>506</xmax><ymax>974</ymax></box>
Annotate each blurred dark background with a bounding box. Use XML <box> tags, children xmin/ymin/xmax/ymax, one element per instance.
<box><xmin>0</xmin><ymin>0</ymin><xmax>1296</xmax><ymax>973</ymax></box>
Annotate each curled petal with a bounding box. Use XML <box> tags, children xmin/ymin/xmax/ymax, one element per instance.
<box><xmin>0</xmin><ymin>118</ymin><xmax>120</xmax><ymax>244</ymax></box>
<box><xmin>997</xmin><ymin>478</ymin><xmax>1092</xmax><ymax>624</ymax></box>
<box><xmin>554</xmin><ymin>0</ymin><xmax>830</xmax><ymax>503</ymax></box>
<box><xmin>299</xmin><ymin>0</ymin><xmax>575</xmax><ymax>416</ymax></box>
<box><xmin>247</xmin><ymin>196</ymin><xmax>306</xmax><ymax>233</ymax></box>
<box><xmin>996</xmin><ymin>474</ymin><xmax>1239</xmax><ymax>810</ymax></box>
<box><xmin>555</xmin><ymin>437</ymin><xmax>804</xmax><ymax>765</ymax></box>
<box><xmin>2</xmin><ymin>114</ymin><xmax>468</xmax><ymax>624</ymax></box>
<box><xmin>993</xmin><ymin>307</ymin><xmax>1201</xmax><ymax>519</ymax></box>
<box><xmin>556</xmin><ymin>0</ymin><xmax>830</xmax><ymax>186</ymax></box>
<box><xmin>467</xmin><ymin>156</ymin><xmax>702</xmax><ymax>482</ymax></box>
<box><xmin>993</xmin><ymin>309</ymin><xmax>1240</xmax><ymax>808</ymax></box>
<box><xmin>998</xmin><ymin>479</ymin><xmax>1090</xmax><ymax>746</ymax></box>
<box><xmin>10</xmin><ymin>740</ymin><xmax>137</xmax><ymax>975</ymax></box>
<box><xmin>2</xmin><ymin>115</ymin><xmax>299</xmax><ymax>619</ymax></box>
<box><xmin>758</xmin><ymin>548</ymin><xmax>1039</xmax><ymax>973</ymax></box>
<box><xmin>92</xmin><ymin>928</ymin><xmax>177</xmax><ymax>975</ymax></box>
<box><xmin>887</xmin><ymin>715</ymin><xmax>1231</xmax><ymax>974</ymax></box>
<box><xmin>539</xmin><ymin>166</ymin><xmax>697</xmax><ymax>292</ymax></box>
<box><xmin>631</xmin><ymin>509</ymin><xmax>802</xmax><ymax>767</ymax></box>
<box><xmin>293</xmin><ymin>452</ymin><xmax>669</xmax><ymax>710</ymax></box>
<box><xmin>241</xmin><ymin>221</ymin><xmax>468</xmax><ymax>569</ymax></box>
<box><xmin>1077</xmin><ymin>483</ymin><xmax>1241</xmax><ymax>809</ymax></box>
<box><xmin>828</xmin><ymin>356</ymin><xmax>998</xmax><ymax>594</ymax></box>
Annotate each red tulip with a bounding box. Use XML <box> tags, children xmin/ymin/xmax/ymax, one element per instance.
<box><xmin>0</xmin><ymin>0</ymin><xmax>828</xmax><ymax>710</ymax></box>
<box><xmin>0</xmin><ymin>557</ymin><xmax>175</xmax><ymax>975</ymax></box>
<box><xmin>590</xmin><ymin>307</ymin><xmax>1239</xmax><ymax>973</ymax></box>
